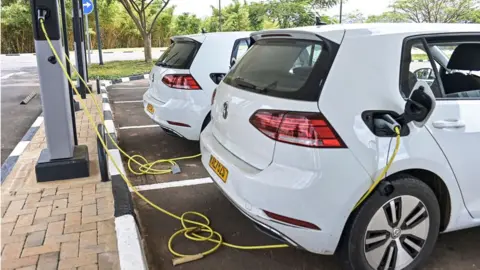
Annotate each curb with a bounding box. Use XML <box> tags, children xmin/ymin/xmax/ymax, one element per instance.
<box><xmin>1</xmin><ymin>114</ymin><xmax>44</xmax><ymax>184</ymax></box>
<box><xmin>100</xmin><ymin>83</ymin><xmax>149</xmax><ymax>270</ymax></box>
<box><xmin>100</xmin><ymin>74</ymin><xmax>150</xmax><ymax>86</ymax></box>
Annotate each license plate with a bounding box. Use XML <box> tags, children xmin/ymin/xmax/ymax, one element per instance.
<box><xmin>147</xmin><ymin>103</ymin><xmax>154</xmax><ymax>114</ymax></box>
<box><xmin>209</xmin><ymin>155</ymin><xmax>229</xmax><ymax>183</ymax></box>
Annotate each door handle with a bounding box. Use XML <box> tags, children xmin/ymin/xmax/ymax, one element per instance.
<box><xmin>432</xmin><ymin>119</ymin><xmax>465</xmax><ymax>129</ymax></box>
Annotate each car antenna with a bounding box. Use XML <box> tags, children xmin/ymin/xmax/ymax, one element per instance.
<box><xmin>201</xmin><ymin>28</ymin><xmax>207</xmax><ymax>34</ymax></box>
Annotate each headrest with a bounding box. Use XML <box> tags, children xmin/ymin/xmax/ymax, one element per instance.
<box><xmin>447</xmin><ymin>44</ymin><xmax>480</xmax><ymax>71</ymax></box>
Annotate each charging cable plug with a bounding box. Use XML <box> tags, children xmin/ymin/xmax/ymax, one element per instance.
<box><xmin>374</xmin><ymin>114</ymin><xmax>401</xmax><ymax>134</ymax></box>
<box><xmin>37</xmin><ymin>9</ymin><xmax>48</xmax><ymax>21</ymax></box>
<box><xmin>171</xmin><ymin>164</ymin><xmax>181</xmax><ymax>174</ymax></box>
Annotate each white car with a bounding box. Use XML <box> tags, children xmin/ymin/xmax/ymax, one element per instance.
<box><xmin>143</xmin><ymin>31</ymin><xmax>252</xmax><ymax>140</ymax></box>
<box><xmin>201</xmin><ymin>23</ymin><xmax>480</xmax><ymax>270</ymax></box>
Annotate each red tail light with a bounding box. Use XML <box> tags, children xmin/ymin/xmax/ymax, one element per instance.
<box><xmin>162</xmin><ymin>74</ymin><xmax>201</xmax><ymax>90</ymax></box>
<box><xmin>249</xmin><ymin>110</ymin><xmax>346</xmax><ymax>148</ymax></box>
<box><xmin>263</xmin><ymin>210</ymin><xmax>320</xmax><ymax>230</ymax></box>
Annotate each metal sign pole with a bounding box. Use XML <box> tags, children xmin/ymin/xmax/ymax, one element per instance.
<box><xmin>85</xmin><ymin>14</ymin><xmax>91</xmax><ymax>65</ymax></box>
<box><xmin>29</xmin><ymin>0</ymin><xmax>89</xmax><ymax>182</ymax></box>
<box><xmin>93</xmin><ymin>0</ymin><xmax>103</xmax><ymax>65</ymax></box>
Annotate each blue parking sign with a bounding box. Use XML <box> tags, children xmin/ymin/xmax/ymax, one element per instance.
<box><xmin>82</xmin><ymin>0</ymin><xmax>94</xmax><ymax>15</ymax></box>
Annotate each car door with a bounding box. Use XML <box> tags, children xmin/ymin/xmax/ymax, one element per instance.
<box><xmin>421</xmin><ymin>35</ymin><xmax>480</xmax><ymax>218</ymax></box>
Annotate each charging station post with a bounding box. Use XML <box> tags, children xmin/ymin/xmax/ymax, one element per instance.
<box><xmin>30</xmin><ymin>0</ymin><xmax>90</xmax><ymax>182</ymax></box>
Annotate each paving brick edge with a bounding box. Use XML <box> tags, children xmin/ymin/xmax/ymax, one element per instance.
<box><xmin>1</xmin><ymin>113</ymin><xmax>44</xmax><ymax>184</ymax></box>
<box><xmin>100</xmin><ymin>81</ymin><xmax>149</xmax><ymax>270</ymax></box>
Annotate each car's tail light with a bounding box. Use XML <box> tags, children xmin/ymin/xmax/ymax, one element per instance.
<box><xmin>249</xmin><ymin>110</ymin><xmax>346</xmax><ymax>148</ymax></box>
<box><xmin>211</xmin><ymin>88</ymin><xmax>217</xmax><ymax>105</ymax></box>
<box><xmin>162</xmin><ymin>74</ymin><xmax>201</xmax><ymax>90</ymax></box>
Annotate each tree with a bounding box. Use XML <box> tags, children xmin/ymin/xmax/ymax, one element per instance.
<box><xmin>117</xmin><ymin>0</ymin><xmax>170</xmax><ymax>62</ymax></box>
<box><xmin>222</xmin><ymin>0</ymin><xmax>250</xmax><ymax>31</ymax></box>
<box><xmin>340</xmin><ymin>9</ymin><xmax>365</xmax><ymax>23</ymax></box>
<box><xmin>174</xmin><ymin>13</ymin><xmax>201</xmax><ymax>35</ymax></box>
<box><xmin>247</xmin><ymin>2</ymin><xmax>267</xmax><ymax>30</ymax></box>
<box><xmin>392</xmin><ymin>0</ymin><xmax>479</xmax><ymax>23</ymax></box>
<box><xmin>366</xmin><ymin>11</ymin><xmax>409</xmax><ymax>23</ymax></box>
<box><xmin>266</xmin><ymin>0</ymin><xmax>316</xmax><ymax>28</ymax></box>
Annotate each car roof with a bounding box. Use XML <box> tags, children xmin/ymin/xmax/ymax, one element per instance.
<box><xmin>172</xmin><ymin>31</ymin><xmax>253</xmax><ymax>43</ymax></box>
<box><xmin>253</xmin><ymin>23</ymin><xmax>480</xmax><ymax>38</ymax></box>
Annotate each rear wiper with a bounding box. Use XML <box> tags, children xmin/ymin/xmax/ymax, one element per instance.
<box><xmin>259</xmin><ymin>80</ymin><xmax>278</xmax><ymax>93</ymax></box>
<box><xmin>233</xmin><ymin>77</ymin><xmax>258</xmax><ymax>91</ymax></box>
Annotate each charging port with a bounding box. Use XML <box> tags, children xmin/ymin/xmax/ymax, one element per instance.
<box><xmin>362</xmin><ymin>110</ymin><xmax>410</xmax><ymax>137</ymax></box>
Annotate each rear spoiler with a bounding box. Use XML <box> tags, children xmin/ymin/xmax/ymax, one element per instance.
<box><xmin>249</xmin><ymin>29</ymin><xmax>324</xmax><ymax>47</ymax></box>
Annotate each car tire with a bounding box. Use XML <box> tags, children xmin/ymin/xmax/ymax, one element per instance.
<box><xmin>337</xmin><ymin>174</ymin><xmax>441</xmax><ymax>270</ymax></box>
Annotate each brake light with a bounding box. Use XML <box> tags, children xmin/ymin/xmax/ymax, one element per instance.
<box><xmin>211</xmin><ymin>88</ymin><xmax>217</xmax><ymax>105</ymax></box>
<box><xmin>249</xmin><ymin>110</ymin><xmax>346</xmax><ymax>148</ymax></box>
<box><xmin>161</xmin><ymin>74</ymin><xmax>201</xmax><ymax>90</ymax></box>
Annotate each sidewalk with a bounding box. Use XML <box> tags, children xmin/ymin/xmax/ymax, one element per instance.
<box><xmin>1</xmin><ymin>94</ymin><xmax>120</xmax><ymax>269</ymax></box>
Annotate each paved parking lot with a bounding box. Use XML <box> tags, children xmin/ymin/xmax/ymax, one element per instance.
<box><xmin>108</xmin><ymin>79</ymin><xmax>480</xmax><ymax>270</ymax></box>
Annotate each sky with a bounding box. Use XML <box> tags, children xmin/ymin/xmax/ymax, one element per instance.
<box><xmin>168</xmin><ymin>0</ymin><xmax>394</xmax><ymax>18</ymax></box>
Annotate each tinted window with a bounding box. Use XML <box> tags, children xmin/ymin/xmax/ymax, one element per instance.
<box><xmin>156</xmin><ymin>40</ymin><xmax>200</xmax><ymax>69</ymax></box>
<box><xmin>223</xmin><ymin>39</ymin><xmax>326</xmax><ymax>101</ymax></box>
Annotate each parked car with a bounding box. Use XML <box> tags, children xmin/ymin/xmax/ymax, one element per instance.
<box><xmin>143</xmin><ymin>31</ymin><xmax>252</xmax><ymax>140</ymax></box>
<box><xmin>200</xmin><ymin>23</ymin><xmax>480</xmax><ymax>270</ymax></box>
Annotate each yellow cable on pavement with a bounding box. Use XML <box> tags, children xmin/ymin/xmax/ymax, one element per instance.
<box><xmin>39</xmin><ymin>19</ymin><xmax>289</xmax><ymax>265</ymax></box>
<box><xmin>40</xmin><ymin>18</ymin><xmax>401</xmax><ymax>265</ymax></box>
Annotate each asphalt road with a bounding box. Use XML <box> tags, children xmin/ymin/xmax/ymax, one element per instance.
<box><xmin>1</xmin><ymin>68</ymin><xmax>42</xmax><ymax>164</ymax></box>
<box><xmin>0</xmin><ymin>49</ymin><xmax>163</xmax><ymax>164</ymax></box>
<box><xmin>107</xmin><ymin>79</ymin><xmax>480</xmax><ymax>270</ymax></box>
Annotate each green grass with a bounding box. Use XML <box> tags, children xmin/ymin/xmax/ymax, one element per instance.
<box><xmin>412</xmin><ymin>53</ymin><xmax>452</xmax><ymax>61</ymax></box>
<box><xmin>74</xmin><ymin>60</ymin><xmax>155</xmax><ymax>80</ymax></box>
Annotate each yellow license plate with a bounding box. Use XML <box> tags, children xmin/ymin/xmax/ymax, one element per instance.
<box><xmin>209</xmin><ymin>155</ymin><xmax>229</xmax><ymax>183</ymax></box>
<box><xmin>147</xmin><ymin>103</ymin><xmax>155</xmax><ymax>114</ymax></box>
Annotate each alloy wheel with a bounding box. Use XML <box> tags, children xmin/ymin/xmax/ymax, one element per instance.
<box><xmin>364</xmin><ymin>195</ymin><xmax>430</xmax><ymax>270</ymax></box>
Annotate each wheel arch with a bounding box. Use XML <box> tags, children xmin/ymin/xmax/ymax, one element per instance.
<box><xmin>389</xmin><ymin>168</ymin><xmax>451</xmax><ymax>232</ymax></box>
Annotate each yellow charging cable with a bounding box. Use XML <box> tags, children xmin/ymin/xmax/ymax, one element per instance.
<box><xmin>40</xmin><ymin>18</ymin><xmax>401</xmax><ymax>265</ymax></box>
<box><xmin>353</xmin><ymin>126</ymin><xmax>401</xmax><ymax>211</ymax></box>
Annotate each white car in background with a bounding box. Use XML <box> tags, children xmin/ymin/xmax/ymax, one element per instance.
<box><xmin>143</xmin><ymin>31</ymin><xmax>252</xmax><ymax>140</ymax></box>
<box><xmin>201</xmin><ymin>23</ymin><xmax>480</xmax><ymax>270</ymax></box>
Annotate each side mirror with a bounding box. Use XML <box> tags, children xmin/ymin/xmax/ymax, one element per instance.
<box><xmin>403</xmin><ymin>81</ymin><xmax>436</xmax><ymax>128</ymax></box>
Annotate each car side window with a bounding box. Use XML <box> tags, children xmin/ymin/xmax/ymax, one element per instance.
<box><xmin>292</xmin><ymin>44</ymin><xmax>322</xmax><ymax>69</ymax></box>
<box><xmin>400</xmin><ymin>36</ymin><xmax>480</xmax><ymax>100</ymax></box>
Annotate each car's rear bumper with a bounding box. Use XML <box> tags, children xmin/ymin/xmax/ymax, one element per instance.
<box><xmin>143</xmin><ymin>89</ymin><xmax>208</xmax><ymax>141</ymax></box>
<box><xmin>200</xmin><ymin>124</ymin><xmax>372</xmax><ymax>255</ymax></box>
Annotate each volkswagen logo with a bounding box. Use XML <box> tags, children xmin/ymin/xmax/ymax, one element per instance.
<box><xmin>222</xmin><ymin>102</ymin><xmax>229</xmax><ymax>119</ymax></box>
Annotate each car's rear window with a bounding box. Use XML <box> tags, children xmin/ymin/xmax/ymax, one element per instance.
<box><xmin>155</xmin><ymin>40</ymin><xmax>200</xmax><ymax>69</ymax></box>
<box><xmin>223</xmin><ymin>38</ymin><xmax>327</xmax><ymax>101</ymax></box>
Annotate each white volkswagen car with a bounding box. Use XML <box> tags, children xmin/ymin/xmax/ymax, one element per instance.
<box><xmin>143</xmin><ymin>31</ymin><xmax>251</xmax><ymax>140</ymax></box>
<box><xmin>201</xmin><ymin>23</ymin><xmax>480</xmax><ymax>269</ymax></box>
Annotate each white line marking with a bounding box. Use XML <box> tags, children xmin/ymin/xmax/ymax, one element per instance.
<box><xmin>114</xmin><ymin>100</ymin><xmax>142</xmax><ymax>104</ymax></box>
<box><xmin>115</xmin><ymin>215</ymin><xmax>148</xmax><ymax>270</ymax></box>
<box><xmin>31</xmin><ymin>116</ymin><xmax>44</xmax><ymax>127</ymax></box>
<box><xmin>1</xmin><ymin>71</ymin><xmax>27</xmax><ymax>80</ymax></box>
<box><xmin>107</xmin><ymin>149</ymin><xmax>126</xmax><ymax>176</ymax></box>
<box><xmin>103</xmin><ymin>103</ymin><xmax>112</xmax><ymax>111</ymax></box>
<box><xmin>130</xmin><ymin>177</ymin><xmax>213</xmax><ymax>192</ymax></box>
<box><xmin>10</xmin><ymin>141</ymin><xmax>30</xmax><ymax>156</ymax></box>
<box><xmin>104</xmin><ymin>120</ymin><xmax>116</xmax><ymax>134</ymax></box>
<box><xmin>118</xmin><ymin>124</ymin><xmax>159</xmax><ymax>130</ymax></box>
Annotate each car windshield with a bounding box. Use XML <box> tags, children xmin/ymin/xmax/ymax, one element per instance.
<box><xmin>155</xmin><ymin>40</ymin><xmax>200</xmax><ymax>69</ymax></box>
<box><xmin>223</xmin><ymin>38</ymin><xmax>325</xmax><ymax>101</ymax></box>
